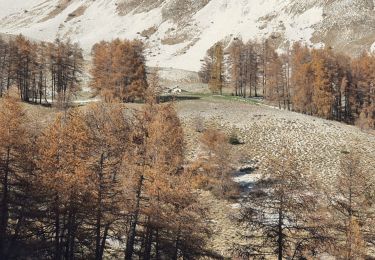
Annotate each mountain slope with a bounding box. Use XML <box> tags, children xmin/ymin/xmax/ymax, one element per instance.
<box><xmin>0</xmin><ymin>0</ymin><xmax>374</xmax><ymax>71</ymax></box>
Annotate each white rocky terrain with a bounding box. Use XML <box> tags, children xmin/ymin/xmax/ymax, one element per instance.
<box><xmin>1</xmin><ymin>0</ymin><xmax>375</xmax><ymax>71</ymax></box>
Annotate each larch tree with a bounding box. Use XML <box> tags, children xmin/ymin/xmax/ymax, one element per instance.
<box><xmin>261</xmin><ymin>38</ymin><xmax>272</xmax><ymax>98</ymax></box>
<box><xmin>91</xmin><ymin>41</ymin><xmax>116</xmax><ymax>102</ymax></box>
<box><xmin>0</xmin><ymin>35</ymin><xmax>83</xmax><ymax>106</ymax></box>
<box><xmin>340</xmin><ymin>72</ymin><xmax>355</xmax><ymax>123</ymax></box>
<box><xmin>290</xmin><ymin>42</ymin><xmax>314</xmax><ymax>114</ymax></box>
<box><xmin>122</xmin><ymin>102</ymin><xmax>183</xmax><ymax>259</ymax></box>
<box><xmin>244</xmin><ymin>41</ymin><xmax>259</xmax><ymax>98</ymax></box>
<box><xmin>0</xmin><ymin>95</ymin><xmax>29</xmax><ymax>258</ymax></box>
<box><xmin>280</xmin><ymin>50</ymin><xmax>292</xmax><ymax>110</ymax></box>
<box><xmin>311</xmin><ymin>49</ymin><xmax>335</xmax><ymax>119</ymax></box>
<box><xmin>199</xmin><ymin>45</ymin><xmax>215</xmax><ymax>84</ymax></box>
<box><xmin>266</xmin><ymin>50</ymin><xmax>284</xmax><ymax>108</ymax></box>
<box><xmin>234</xmin><ymin>148</ymin><xmax>326</xmax><ymax>259</ymax></box>
<box><xmin>0</xmin><ymin>36</ymin><xmax>8</xmax><ymax>96</ymax></box>
<box><xmin>145</xmin><ymin>67</ymin><xmax>164</xmax><ymax>104</ymax></box>
<box><xmin>36</xmin><ymin>109</ymin><xmax>93</xmax><ymax>259</ymax></box>
<box><xmin>190</xmin><ymin>128</ymin><xmax>234</xmax><ymax>198</ymax></box>
<box><xmin>229</xmin><ymin>39</ymin><xmax>244</xmax><ymax>96</ymax></box>
<box><xmin>13</xmin><ymin>35</ymin><xmax>35</xmax><ymax>102</ymax></box>
<box><xmin>91</xmin><ymin>39</ymin><xmax>148</xmax><ymax>103</ymax></box>
<box><xmin>83</xmin><ymin>102</ymin><xmax>132</xmax><ymax>260</ymax></box>
<box><xmin>49</xmin><ymin>39</ymin><xmax>84</xmax><ymax>108</ymax></box>
<box><xmin>208</xmin><ymin>42</ymin><xmax>224</xmax><ymax>95</ymax></box>
<box><xmin>333</xmin><ymin>54</ymin><xmax>352</xmax><ymax>122</ymax></box>
<box><xmin>352</xmin><ymin>53</ymin><xmax>375</xmax><ymax>129</ymax></box>
<box><xmin>122</xmin><ymin>100</ymin><xmax>210</xmax><ymax>259</ymax></box>
<box><xmin>228</xmin><ymin>39</ymin><xmax>259</xmax><ymax>98</ymax></box>
<box><xmin>323</xmin><ymin>150</ymin><xmax>375</xmax><ymax>259</ymax></box>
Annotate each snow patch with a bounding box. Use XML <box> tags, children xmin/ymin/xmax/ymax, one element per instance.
<box><xmin>371</xmin><ymin>41</ymin><xmax>375</xmax><ymax>53</ymax></box>
<box><xmin>0</xmin><ymin>0</ymin><xmax>47</xmax><ymax>17</ymax></box>
<box><xmin>284</xmin><ymin>6</ymin><xmax>324</xmax><ymax>44</ymax></box>
<box><xmin>0</xmin><ymin>0</ymin><xmax>336</xmax><ymax>71</ymax></box>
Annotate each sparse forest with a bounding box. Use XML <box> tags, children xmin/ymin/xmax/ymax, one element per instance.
<box><xmin>0</xmin><ymin>92</ymin><xmax>221</xmax><ymax>259</ymax></box>
<box><xmin>0</xmin><ymin>35</ymin><xmax>83</xmax><ymax>106</ymax></box>
<box><xmin>0</xmin><ymin>33</ymin><xmax>375</xmax><ymax>260</ymax></box>
<box><xmin>200</xmin><ymin>39</ymin><xmax>375</xmax><ymax>129</ymax></box>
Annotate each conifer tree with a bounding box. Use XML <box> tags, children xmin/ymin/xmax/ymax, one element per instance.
<box><xmin>122</xmin><ymin>100</ymin><xmax>210</xmax><ymax>259</ymax></box>
<box><xmin>229</xmin><ymin>39</ymin><xmax>244</xmax><ymax>96</ymax></box>
<box><xmin>311</xmin><ymin>49</ymin><xmax>335</xmax><ymax>119</ymax></box>
<box><xmin>91</xmin><ymin>39</ymin><xmax>148</xmax><ymax>102</ymax></box>
<box><xmin>0</xmin><ymin>94</ymin><xmax>29</xmax><ymax>258</ymax></box>
<box><xmin>323</xmin><ymin>150</ymin><xmax>375</xmax><ymax>259</ymax></box>
<box><xmin>0</xmin><ymin>37</ymin><xmax>8</xmax><ymax>97</ymax></box>
<box><xmin>291</xmin><ymin>43</ymin><xmax>313</xmax><ymax>115</ymax></box>
<box><xmin>266</xmin><ymin>50</ymin><xmax>284</xmax><ymax>108</ymax></box>
<box><xmin>190</xmin><ymin>128</ymin><xmax>234</xmax><ymax>197</ymax></box>
<box><xmin>352</xmin><ymin>53</ymin><xmax>375</xmax><ymax>129</ymax></box>
<box><xmin>209</xmin><ymin>43</ymin><xmax>224</xmax><ymax>95</ymax></box>
<box><xmin>83</xmin><ymin>103</ymin><xmax>131</xmax><ymax>260</ymax></box>
<box><xmin>199</xmin><ymin>46</ymin><xmax>215</xmax><ymax>84</ymax></box>
<box><xmin>36</xmin><ymin>109</ymin><xmax>93</xmax><ymax>259</ymax></box>
<box><xmin>49</xmin><ymin>39</ymin><xmax>83</xmax><ymax>107</ymax></box>
<box><xmin>234</xmin><ymin>149</ymin><xmax>326</xmax><ymax>259</ymax></box>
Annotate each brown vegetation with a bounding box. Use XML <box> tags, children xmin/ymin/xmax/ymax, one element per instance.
<box><xmin>0</xmin><ymin>35</ymin><xmax>83</xmax><ymax>106</ymax></box>
<box><xmin>0</xmin><ymin>90</ymin><xmax>214</xmax><ymax>259</ymax></box>
<box><xmin>91</xmin><ymin>39</ymin><xmax>148</xmax><ymax>103</ymax></box>
<box><xmin>201</xmin><ymin>38</ymin><xmax>375</xmax><ymax>129</ymax></box>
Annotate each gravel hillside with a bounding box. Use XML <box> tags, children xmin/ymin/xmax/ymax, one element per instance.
<box><xmin>1</xmin><ymin>0</ymin><xmax>374</xmax><ymax>71</ymax></box>
<box><xmin>175</xmin><ymin>95</ymin><xmax>375</xmax><ymax>257</ymax></box>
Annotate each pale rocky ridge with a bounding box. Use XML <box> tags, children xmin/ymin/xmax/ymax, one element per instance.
<box><xmin>0</xmin><ymin>0</ymin><xmax>374</xmax><ymax>71</ymax></box>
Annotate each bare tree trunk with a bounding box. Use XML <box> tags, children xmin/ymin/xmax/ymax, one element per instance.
<box><xmin>277</xmin><ymin>204</ymin><xmax>283</xmax><ymax>260</ymax></box>
<box><xmin>69</xmin><ymin>212</ymin><xmax>76</xmax><ymax>260</ymax></box>
<box><xmin>99</xmin><ymin>224</ymin><xmax>110</xmax><ymax>260</ymax></box>
<box><xmin>0</xmin><ymin>148</ymin><xmax>10</xmax><ymax>258</ymax></box>
<box><xmin>64</xmin><ymin>204</ymin><xmax>76</xmax><ymax>260</ymax></box>
<box><xmin>173</xmin><ymin>229</ymin><xmax>181</xmax><ymax>260</ymax></box>
<box><xmin>125</xmin><ymin>174</ymin><xmax>144</xmax><ymax>260</ymax></box>
<box><xmin>143</xmin><ymin>223</ymin><xmax>153</xmax><ymax>260</ymax></box>
<box><xmin>155</xmin><ymin>229</ymin><xmax>160</xmax><ymax>260</ymax></box>
<box><xmin>95</xmin><ymin>153</ymin><xmax>105</xmax><ymax>260</ymax></box>
<box><xmin>65</xmin><ymin>210</ymin><xmax>72</xmax><ymax>259</ymax></box>
<box><xmin>54</xmin><ymin>195</ymin><xmax>61</xmax><ymax>260</ymax></box>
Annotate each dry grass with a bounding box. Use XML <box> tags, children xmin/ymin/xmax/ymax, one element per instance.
<box><xmin>176</xmin><ymin>95</ymin><xmax>375</xmax><ymax>255</ymax></box>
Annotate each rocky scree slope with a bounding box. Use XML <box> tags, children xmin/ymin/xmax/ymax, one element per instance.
<box><xmin>1</xmin><ymin>0</ymin><xmax>375</xmax><ymax>71</ymax></box>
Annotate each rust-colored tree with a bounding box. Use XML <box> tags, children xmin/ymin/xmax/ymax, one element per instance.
<box><xmin>0</xmin><ymin>95</ymin><xmax>30</xmax><ymax>258</ymax></box>
<box><xmin>234</xmin><ymin>149</ymin><xmax>327</xmax><ymax>259</ymax></box>
<box><xmin>91</xmin><ymin>39</ymin><xmax>148</xmax><ymax>102</ymax></box>
<box><xmin>323</xmin><ymin>150</ymin><xmax>375</xmax><ymax>259</ymax></box>
<box><xmin>199</xmin><ymin>45</ymin><xmax>215</xmax><ymax>84</ymax></box>
<box><xmin>122</xmin><ymin>101</ymin><xmax>210</xmax><ymax>259</ymax></box>
<box><xmin>209</xmin><ymin>43</ymin><xmax>224</xmax><ymax>95</ymax></box>
<box><xmin>83</xmin><ymin>103</ymin><xmax>132</xmax><ymax>260</ymax></box>
<box><xmin>36</xmin><ymin>109</ymin><xmax>93</xmax><ymax>259</ymax></box>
